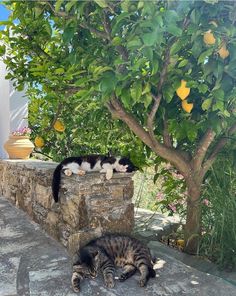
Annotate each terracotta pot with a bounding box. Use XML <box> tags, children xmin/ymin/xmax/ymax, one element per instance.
<box><xmin>4</xmin><ymin>135</ymin><xmax>35</xmax><ymax>159</ymax></box>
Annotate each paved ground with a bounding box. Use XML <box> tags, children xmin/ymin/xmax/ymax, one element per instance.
<box><xmin>1</xmin><ymin>196</ymin><xmax>236</xmax><ymax>296</ymax></box>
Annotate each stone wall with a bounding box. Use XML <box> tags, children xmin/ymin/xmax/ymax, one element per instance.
<box><xmin>0</xmin><ymin>160</ymin><xmax>134</xmax><ymax>254</ymax></box>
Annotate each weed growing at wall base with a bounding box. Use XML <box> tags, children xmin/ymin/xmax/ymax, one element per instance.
<box><xmin>200</xmin><ymin>156</ymin><xmax>236</xmax><ymax>270</ymax></box>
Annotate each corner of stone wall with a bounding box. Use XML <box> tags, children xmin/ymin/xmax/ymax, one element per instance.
<box><xmin>0</xmin><ymin>160</ymin><xmax>134</xmax><ymax>254</ymax></box>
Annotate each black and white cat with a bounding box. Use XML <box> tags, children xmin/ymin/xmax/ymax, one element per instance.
<box><xmin>52</xmin><ymin>155</ymin><xmax>138</xmax><ymax>202</ymax></box>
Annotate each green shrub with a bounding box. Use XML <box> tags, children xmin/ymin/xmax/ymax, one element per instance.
<box><xmin>200</xmin><ymin>157</ymin><xmax>236</xmax><ymax>270</ymax></box>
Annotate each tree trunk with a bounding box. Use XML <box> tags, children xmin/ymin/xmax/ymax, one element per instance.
<box><xmin>184</xmin><ymin>179</ymin><xmax>202</xmax><ymax>254</ymax></box>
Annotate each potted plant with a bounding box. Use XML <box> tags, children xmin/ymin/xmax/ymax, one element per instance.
<box><xmin>4</xmin><ymin>127</ymin><xmax>35</xmax><ymax>159</ymax></box>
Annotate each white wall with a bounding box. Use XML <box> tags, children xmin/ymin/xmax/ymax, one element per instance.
<box><xmin>0</xmin><ymin>60</ymin><xmax>28</xmax><ymax>158</ymax></box>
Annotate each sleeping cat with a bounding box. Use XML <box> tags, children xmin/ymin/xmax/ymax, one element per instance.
<box><xmin>52</xmin><ymin>155</ymin><xmax>137</xmax><ymax>202</ymax></box>
<box><xmin>71</xmin><ymin>234</ymin><xmax>156</xmax><ymax>293</ymax></box>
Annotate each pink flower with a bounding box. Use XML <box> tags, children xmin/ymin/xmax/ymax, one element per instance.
<box><xmin>11</xmin><ymin>127</ymin><xmax>31</xmax><ymax>136</ymax></box>
<box><xmin>156</xmin><ymin>192</ymin><xmax>165</xmax><ymax>201</ymax></box>
<box><xmin>202</xmin><ymin>199</ymin><xmax>210</xmax><ymax>206</ymax></box>
<box><xmin>168</xmin><ymin>203</ymin><xmax>177</xmax><ymax>212</ymax></box>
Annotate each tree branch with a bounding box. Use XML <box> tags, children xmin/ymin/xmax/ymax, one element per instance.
<box><xmin>102</xmin><ymin>10</ymin><xmax>129</xmax><ymax>64</ymax></box>
<box><xmin>44</xmin><ymin>101</ymin><xmax>63</xmax><ymax>132</ymax></box>
<box><xmin>46</xmin><ymin>1</ymin><xmax>73</xmax><ymax>19</ymax></box>
<box><xmin>202</xmin><ymin>122</ymin><xmax>236</xmax><ymax>173</ymax></box>
<box><xmin>146</xmin><ymin>47</ymin><xmax>171</xmax><ymax>143</ymax></box>
<box><xmin>192</xmin><ymin>128</ymin><xmax>216</xmax><ymax>171</ymax></box>
<box><xmin>106</xmin><ymin>94</ymin><xmax>191</xmax><ymax>176</ymax></box>
<box><xmin>163</xmin><ymin>114</ymin><xmax>173</xmax><ymax>148</ymax></box>
<box><xmin>79</xmin><ymin>22</ymin><xmax>108</xmax><ymax>40</ymax></box>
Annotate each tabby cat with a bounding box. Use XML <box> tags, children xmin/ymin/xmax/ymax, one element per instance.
<box><xmin>71</xmin><ymin>234</ymin><xmax>156</xmax><ymax>293</ymax></box>
<box><xmin>52</xmin><ymin>155</ymin><xmax>137</xmax><ymax>202</ymax></box>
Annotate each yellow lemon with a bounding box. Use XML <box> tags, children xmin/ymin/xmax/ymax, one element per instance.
<box><xmin>176</xmin><ymin>239</ymin><xmax>185</xmax><ymax>248</ymax></box>
<box><xmin>34</xmin><ymin>136</ymin><xmax>45</xmax><ymax>148</ymax></box>
<box><xmin>203</xmin><ymin>30</ymin><xmax>216</xmax><ymax>45</ymax></box>
<box><xmin>218</xmin><ymin>44</ymin><xmax>229</xmax><ymax>59</ymax></box>
<box><xmin>182</xmin><ymin>100</ymin><xmax>193</xmax><ymax>113</ymax></box>
<box><xmin>176</xmin><ymin>80</ymin><xmax>190</xmax><ymax>100</ymax></box>
<box><xmin>54</xmin><ymin>120</ymin><xmax>65</xmax><ymax>132</ymax></box>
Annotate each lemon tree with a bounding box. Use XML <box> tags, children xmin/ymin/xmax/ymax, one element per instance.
<box><xmin>1</xmin><ymin>0</ymin><xmax>236</xmax><ymax>254</ymax></box>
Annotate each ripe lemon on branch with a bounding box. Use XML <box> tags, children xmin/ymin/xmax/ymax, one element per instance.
<box><xmin>203</xmin><ymin>30</ymin><xmax>216</xmax><ymax>45</ymax></box>
<box><xmin>34</xmin><ymin>136</ymin><xmax>45</xmax><ymax>148</ymax></box>
<box><xmin>218</xmin><ymin>43</ymin><xmax>229</xmax><ymax>59</ymax></box>
<box><xmin>53</xmin><ymin>120</ymin><xmax>65</xmax><ymax>132</ymax></box>
<box><xmin>176</xmin><ymin>80</ymin><xmax>190</xmax><ymax>100</ymax></box>
<box><xmin>182</xmin><ymin>100</ymin><xmax>194</xmax><ymax>113</ymax></box>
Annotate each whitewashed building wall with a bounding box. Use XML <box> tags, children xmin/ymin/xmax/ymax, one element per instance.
<box><xmin>0</xmin><ymin>60</ymin><xmax>28</xmax><ymax>158</ymax></box>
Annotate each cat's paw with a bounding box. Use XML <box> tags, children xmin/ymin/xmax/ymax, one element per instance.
<box><xmin>72</xmin><ymin>285</ymin><xmax>80</xmax><ymax>293</ymax></box>
<box><xmin>104</xmin><ymin>277</ymin><xmax>115</xmax><ymax>288</ymax></box>
<box><xmin>77</xmin><ymin>170</ymin><xmax>86</xmax><ymax>176</ymax></box>
<box><xmin>139</xmin><ymin>278</ymin><xmax>147</xmax><ymax>287</ymax></box>
<box><xmin>105</xmin><ymin>169</ymin><xmax>113</xmax><ymax>180</ymax></box>
<box><xmin>118</xmin><ymin>273</ymin><xmax>128</xmax><ymax>282</ymax></box>
<box><xmin>64</xmin><ymin>169</ymin><xmax>72</xmax><ymax>176</ymax></box>
<box><xmin>71</xmin><ymin>273</ymin><xmax>81</xmax><ymax>293</ymax></box>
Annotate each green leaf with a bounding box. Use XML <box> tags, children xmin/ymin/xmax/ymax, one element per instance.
<box><xmin>65</xmin><ymin>1</ymin><xmax>75</xmax><ymax>12</ymax></box>
<box><xmin>142</xmin><ymin>83</ymin><xmax>151</xmax><ymax>95</ymax></box>
<box><xmin>111</xmin><ymin>37</ymin><xmax>122</xmax><ymax>46</ymax></box>
<box><xmin>166</xmin><ymin>24</ymin><xmax>182</xmax><ymax>37</ymax></box>
<box><xmin>55</xmin><ymin>0</ymin><xmax>64</xmax><ymax>12</ymax></box>
<box><xmin>138</xmin><ymin>1</ymin><xmax>144</xmax><ymax>9</ymax></box>
<box><xmin>212</xmin><ymin>99</ymin><xmax>224</xmax><ymax>112</ymax></box>
<box><xmin>202</xmin><ymin>98</ymin><xmax>212</xmax><ymax>110</ymax></box>
<box><xmin>94</xmin><ymin>66</ymin><xmax>114</xmax><ymax>76</ymax></box>
<box><xmin>94</xmin><ymin>0</ymin><xmax>108</xmax><ymax>8</ymax></box>
<box><xmin>151</xmin><ymin>58</ymin><xmax>159</xmax><ymax>75</ymax></box>
<box><xmin>75</xmin><ymin>77</ymin><xmax>88</xmax><ymax>86</ymax></box>
<box><xmin>99</xmin><ymin>72</ymin><xmax>117</xmax><ymax>94</ymax></box>
<box><xmin>121</xmin><ymin>0</ymin><xmax>130</xmax><ymax>12</ymax></box>
<box><xmin>170</xmin><ymin>40</ymin><xmax>182</xmax><ymax>55</ymax></box>
<box><xmin>142</xmin><ymin>30</ymin><xmax>158</xmax><ymax>46</ymax></box>
<box><xmin>127</xmin><ymin>37</ymin><xmax>142</xmax><ymax>49</ymax></box>
<box><xmin>198</xmin><ymin>84</ymin><xmax>208</xmax><ymax>94</ymax></box>
<box><xmin>154</xmin><ymin>173</ymin><xmax>159</xmax><ymax>184</ymax></box>
<box><xmin>0</xmin><ymin>45</ymin><xmax>6</xmax><ymax>56</ymax></box>
<box><xmin>63</xmin><ymin>26</ymin><xmax>75</xmax><ymax>43</ymax></box>
<box><xmin>130</xmin><ymin>81</ymin><xmax>142</xmax><ymax>101</ymax></box>
<box><xmin>120</xmin><ymin>88</ymin><xmax>132</xmax><ymax>108</ymax></box>
<box><xmin>198</xmin><ymin>49</ymin><xmax>213</xmax><ymax>64</ymax></box>
<box><xmin>143</xmin><ymin>94</ymin><xmax>152</xmax><ymax>108</ymax></box>
<box><xmin>178</xmin><ymin>59</ymin><xmax>188</xmax><ymax>68</ymax></box>
<box><xmin>55</xmin><ymin>68</ymin><xmax>65</xmax><ymax>74</ymax></box>
<box><xmin>163</xmin><ymin>85</ymin><xmax>175</xmax><ymax>103</ymax></box>
<box><xmin>212</xmin><ymin>89</ymin><xmax>224</xmax><ymax>100</ymax></box>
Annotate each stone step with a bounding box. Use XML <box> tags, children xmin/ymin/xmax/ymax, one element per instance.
<box><xmin>0</xmin><ymin>196</ymin><xmax>235</xmax><ymax>296</ymax></box>
<box><xmin>134</xmin><ymin>207</ymin><xmax>180</xmax><ymax>240</ymax></box>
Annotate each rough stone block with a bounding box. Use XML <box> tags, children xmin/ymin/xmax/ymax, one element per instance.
<box><xmin>0</xmin><ymin>159</ymin><xmax>135</xmax><ymax>253</ymax></box>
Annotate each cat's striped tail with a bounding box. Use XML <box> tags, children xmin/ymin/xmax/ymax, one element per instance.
<box><xmin>52</xmin><ymin>163</ymin><xmax>63</xmax><ymax>202</ymax></box>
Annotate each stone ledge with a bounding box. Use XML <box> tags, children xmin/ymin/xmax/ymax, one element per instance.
<box><xmin>0</xmin><ymin>159</ymin><xmax>134</xmax><ymax>254</ymax></box>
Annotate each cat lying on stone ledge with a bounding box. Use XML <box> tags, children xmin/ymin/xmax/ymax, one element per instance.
<box><xmin>52</xmin><ymin>155</ymin><xmax>138</xmax><ymax>202</ymax></box>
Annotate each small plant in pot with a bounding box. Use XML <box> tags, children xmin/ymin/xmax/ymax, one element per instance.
<box><xmin>4</xmin><ymin>127</ymin><xmax>34</xmax><ymax>159</ymax></box>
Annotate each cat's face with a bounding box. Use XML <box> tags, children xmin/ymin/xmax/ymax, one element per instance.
<box><xmin>116</xmin><ymin>157</ymin><xmax>138</xmax><ymax>173</ymax></box>
<box><xmin>73</xmin><ymin>263</ymin><xmax>97</xmax><ymax>279</ymax></box>
<box><xmin>73</xmin><ymin>248</ymin><xmax>100</xmax><ymax>279</ymax></box>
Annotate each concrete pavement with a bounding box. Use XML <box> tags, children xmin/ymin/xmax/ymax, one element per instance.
<box><xmin>0</xmin><ymin>196</ymin><xmax>236</xmax><ymax>296</ymax></box>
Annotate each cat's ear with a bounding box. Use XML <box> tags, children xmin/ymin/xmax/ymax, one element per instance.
<box><xmin>87</xmin><ymin>247</ymin><xmax>99</xmax><ymax>258</ymax></box>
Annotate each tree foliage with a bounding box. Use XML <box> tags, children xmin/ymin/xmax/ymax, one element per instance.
<box><xmin>1</xmin><ymin>0</ymin><xmax>236</xmax><ymax>253</ymax></box>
